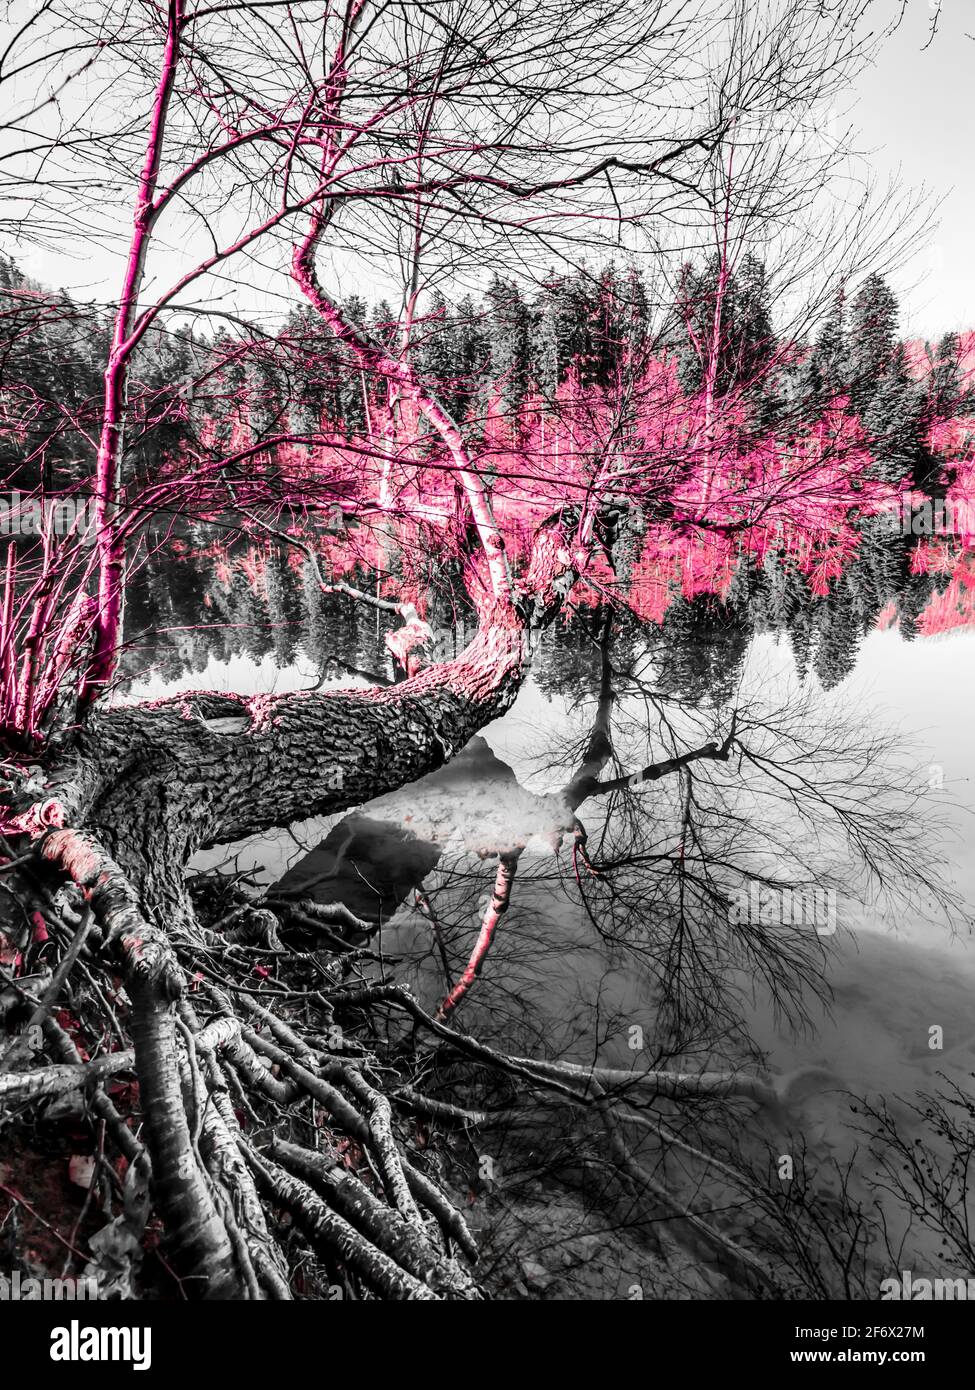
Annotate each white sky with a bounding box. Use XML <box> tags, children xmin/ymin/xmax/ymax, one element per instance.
<box><xmin>852</xmin><ymin>0</ymin><xmax>975</xmax><ymax>339</ymax></box>
<box><xmin>8</xmin><ymin>1</ymin><xmax>974</xmax><ymax>343</ymax></box>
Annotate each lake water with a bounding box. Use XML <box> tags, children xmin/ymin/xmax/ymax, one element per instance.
<box><xmin>117</xmin><ymin>546</ymin><xmax>975</xmax><ymax>1289</ymax></box>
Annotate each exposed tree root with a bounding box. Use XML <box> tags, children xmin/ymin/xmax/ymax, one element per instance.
<box><xmin>0</xmin><ymin>1052</ymin><xmax>135</xmax><ymax>1107</ymax></box>
<box><xmin>0</xmin><ymin>817</ymin><xmax>794</xmax><ymax>1301</ymax></box>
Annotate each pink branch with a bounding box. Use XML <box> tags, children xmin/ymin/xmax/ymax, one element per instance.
<box><xmin>435</xmin><ymin>852</ymin><xmax>519</xmax><ymax>1021</ymax></box>
<box><xmin>79</xmin><ymin>0</ymin><xmax>186</xmax><ymax>713</ymax></box>
<box><xmin>292</xmin><ymin>233</ymin><xmax>513</xmax><ymax>609</ymax></box>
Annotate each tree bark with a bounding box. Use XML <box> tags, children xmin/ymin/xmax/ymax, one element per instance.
<box><xmin>81</xmin><ymin>0</ymin><xmax>185</xmax><ymax>711</ymax></box>
<box><xmin>48</xmin><ymin>609</ymin><xmax>530</xmax><ymax>916</ymax></box>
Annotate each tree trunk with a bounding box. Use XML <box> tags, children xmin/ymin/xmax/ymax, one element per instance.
<box><xmin>50</xmin><ymin>609</ymin><xmax>529</xmax><ymax>911</ymax></box>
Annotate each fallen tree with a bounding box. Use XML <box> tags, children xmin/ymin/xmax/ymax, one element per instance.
<box><xmin>0</xmin><ymin>0</ymin><xmax>933</xmax><ymax>1301</ymax></box>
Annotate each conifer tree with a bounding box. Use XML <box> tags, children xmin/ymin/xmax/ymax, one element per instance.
<box><xmin>485</xmin><ymin>274</ymin><xmax>534</xmax><ymax>416</ymax></box>
<box><xmin>799</xmin><ymin>284</ymin><xmax>847</xmax><ymax>412</ymax></box>
<box><xmin>846</xmin><ymin>272</ymin><xmax>899</xmax><ymax>415</ymax></box>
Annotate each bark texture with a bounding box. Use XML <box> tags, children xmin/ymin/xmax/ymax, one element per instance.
<box><xmin>49</xmin><ymin>610</ymin><xmax>529</xmax><ymax>921</ymax></box>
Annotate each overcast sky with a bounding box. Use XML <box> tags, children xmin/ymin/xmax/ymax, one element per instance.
<box><xmin>854</xmin><ymin>1</ymin><xmax>974</xmax><ymax>339</ymax></box>
<box><xmin>10</xmin><ymin>1</ymin><xmax>973</xmax><ymax>344</ymax></box>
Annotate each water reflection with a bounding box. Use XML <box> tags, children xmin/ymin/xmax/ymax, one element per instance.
<box><xmin>119</xmin><ymin>505</ymin><xmax>963</xmax><ymax>705</ymax></box>
<box><xmin>118</xmin><ymin>527</ymin><xmax>975</xmax><ymax>1297</ymax></box>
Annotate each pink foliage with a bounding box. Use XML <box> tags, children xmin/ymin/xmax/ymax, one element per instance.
<box><xmin>7</xmin><ymin>315</ymin><xmax>975</xmax><ymax>750</ymax></box>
